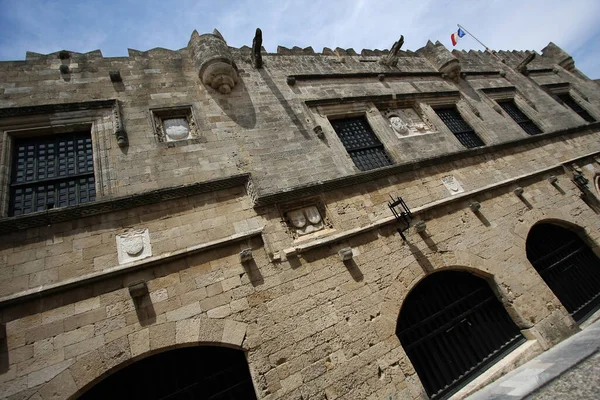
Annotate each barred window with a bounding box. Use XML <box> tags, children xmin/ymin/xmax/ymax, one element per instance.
<box><xmin>498</xmin><ymin>100</ymin><xmax>542</xmax><ymax>135</ymax></box>
<box><xmin>9</xmin><ymin>132</ymin><xmax>96</xmax><ymax>216</ymax></box>
<box><xmin>556</xmin><ymin>93</ymin><xmax>595</xmax><ymax>122</ymax></box>
<box><xmin>330</xmin><ymin>117</ymin><xmax>394</xmax><ymax>171</ymax></box>
<box><xmin>434</xmin><ymin>108</ymin><xmax>485</xmax><ymax>149</ymax></box>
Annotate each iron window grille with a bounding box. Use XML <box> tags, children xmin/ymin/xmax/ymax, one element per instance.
<box><xmin>434</xmin><ymin>107</ymin><xmax>485</xmax><ymax>149</ymax></box>
<box><xmin>330</xmin><ymin>116</ymin><xmax>394</xmax><ymax>171</ymax></box>
<box><xmin>9</xmin><ymin>132</ymin><xmax>96</xmax><ymax>216</ymax></box>
<box><xmin>497</xmin><ymin>100</ymin><xmax>542</xmax><ymax>135</ymax></box>
<box><xmin>557</xmin><ymin>93</ymin><xmax>596</xmax><ymax>122</ymax></box>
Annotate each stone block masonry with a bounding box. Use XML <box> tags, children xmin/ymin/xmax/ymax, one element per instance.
<box><xmin>1</xmin><ymin>29</ymin><xmax>600</xmax><ymax>400</ymax></box>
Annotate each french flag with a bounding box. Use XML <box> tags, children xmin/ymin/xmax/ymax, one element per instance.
<box><xmin>451</xmin><ymin>28</ymin><xmax>466</xmax><ymax>46</ymax></box>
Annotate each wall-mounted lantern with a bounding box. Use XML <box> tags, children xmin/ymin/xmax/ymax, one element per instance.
<box><xmin>388</xmin><ymin>195</ymin><xmax>413</xmax><ymax>241</ymax></box>
<box><xmin>548</xmin><ymin>175</ymin><xmax>558</xmax><ymax>184</ymax></box>
<box><xmin>513</xmin><ymin>187</ymin><xmax>524</xmax><ymax>197</ymax></box>
<box><xmin>469</xmin><ymin>201</ymin><xmax>481</xmax><ymax>212</ymax></box>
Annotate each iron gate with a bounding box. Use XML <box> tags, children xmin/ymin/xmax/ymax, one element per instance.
<box><xmin>78</xmin><ymin>346</ymin><xmax>257</xmax><ymax>400</ymax></box>
<box><xmin>526</xmin><ymin>223</ymin><xmax>600</xmax><ymax>322</ymax></box>
<box><xmin>396</xmin><ymin>270</ymin><xmax>524</xmax><ymax>399</ymax></box>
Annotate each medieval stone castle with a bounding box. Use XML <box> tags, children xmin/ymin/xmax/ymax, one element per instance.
<box><xmin>0</xmin><ymin>28</ymin><xmax>599</xmax><ymax>399</ymax></box>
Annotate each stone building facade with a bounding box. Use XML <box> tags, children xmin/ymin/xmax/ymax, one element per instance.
<box><xmin>1</xmin><ymin>29</ymin><xmax>600</xmax><ymax>399</ymax></box>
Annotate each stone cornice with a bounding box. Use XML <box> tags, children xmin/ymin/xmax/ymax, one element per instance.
<box><xmin>0</xmin><ymin>227</ymin><xmax>262</xmax><ymax>309</ymax></box>
<box><xmin>0</xmin><ymin>174</ymin><xmax>250</xmax><ymax>234</ymax></box>
<box><xmin>0</xmin><ymin>99</ymin><xmax>117</xmax><ymax>119</ymax></box>
<box><xmin>252</xmin><ymin>122</ymin><xmax>600</xmax><ymax>206</ymax></box>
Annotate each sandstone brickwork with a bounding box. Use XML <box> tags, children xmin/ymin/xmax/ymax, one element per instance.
<box><xmin>1</xmin><ymin>31</ymin><xmax>600</xmax><ymax>399</ymax></box>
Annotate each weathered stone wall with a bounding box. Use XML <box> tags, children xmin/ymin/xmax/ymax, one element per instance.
<box><xmin>1</xmin><ymin>33</ymin><xmax>600</xmax><ymax>400</ymax></box>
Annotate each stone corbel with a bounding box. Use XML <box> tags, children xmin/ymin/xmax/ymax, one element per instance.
<box><xmin>113</xmin><ymin>100</ymin><xmax>128</xmax><ymax>148</ymax></box>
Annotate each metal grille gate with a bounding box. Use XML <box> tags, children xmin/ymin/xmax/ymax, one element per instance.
<box><xmin>396</xmin><ymin>271</ymin><xmax>525</xmax><ymax>399</ymax></box>
<box><xmin>78</xmin><ymin>346</ymin><xmax>257</xmax><ymax>400</ymax></box>
<box><xmin>526</xmin><ymin>223</ymin><xmax>600</xmax><ymax>322</ymax></box>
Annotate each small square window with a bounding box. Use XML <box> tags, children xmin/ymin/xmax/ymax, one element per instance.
<box><xmin>330</xmin><ymin>116</ymin><xmax>394</xmax><ymax>171</ymax></box>
<box><xmin>434</xmin><ymin>108</ymin><xmax>484</xmax><ymax>149</ymax></box>
<box><xmin>151</xmin><ymin>107</ymin><xmax>199</xmax><ymax>142</ymax></box>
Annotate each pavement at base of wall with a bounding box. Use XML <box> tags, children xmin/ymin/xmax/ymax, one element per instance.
<box><xmin>465</xmin><ymin>316</ymin><xmax>600</xmax><ymax>400</ymax></box>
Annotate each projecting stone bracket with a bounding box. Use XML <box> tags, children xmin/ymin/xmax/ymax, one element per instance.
<box><xmin>188</xmin><ymin>29</ymin><xmax>240</xmax><ymax>94</ymax></box>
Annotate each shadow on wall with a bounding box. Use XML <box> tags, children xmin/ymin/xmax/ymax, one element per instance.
<box><xmin>258</xmin><ymin>69</ymin><xmax>311</xmax><ymax>139</ymax></box>
<box><xmin>0</xmin><ymin>324</ymin><xmax>7</xmax><ymax>373</ymax></box>
<box><xmin>206</xmin><ymin>74</ymin><xmax>257</xmax><ymax>129</ymax></box>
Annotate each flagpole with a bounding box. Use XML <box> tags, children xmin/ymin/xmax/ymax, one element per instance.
<box><xmin>457</xmin><ymin>24</ymin><xmax>491</xmax><ymax>52</ymax></box>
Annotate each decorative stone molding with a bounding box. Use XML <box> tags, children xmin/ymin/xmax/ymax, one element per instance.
<box><xmin>188</xmin><ymin>29</ymin><xmax>239</xmax><ymax>94</ymax></box>
<box><xmin>116</xmin><ymin>229</ymin><xmax>152</xmax><ymax>264</ymax></box>
<box><xmin>150</xmin><ymin>106</ymin><xmax>199</xmax><ymax>143</ymax></box>
<box><xmin>382</xmin><ymin>107</ymin><xmax>436</xmax><ymax>137</ymax></box>
<box><xmin>287</xmin><ymin>206</ymin><xmax>325</xmax><ymax>237</ymax></box>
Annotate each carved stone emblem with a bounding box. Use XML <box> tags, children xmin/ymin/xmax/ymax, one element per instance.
<box><xmin>442</xmin><ymin>176</ymin><xmax>464</xmax><ymax>195</ymax></box>
<box><xmin>151</xmin><ymin>107</ymin><xmax>199</xmax><ymax>143</ymax></box>
<box><xmin>287</xmin><ymin>206</ymin><xmax>324</xmax><ymax>236</ymax></box>
<box><xmin>383</xmin><ymin>107</ymin><xmax>436</xmax><ymax>136</ymax></box>
<box><xmin>389</xmin><ymin>116</ymin><xmax>409</xmax><ymax>134</ymax></box>
<box><xmin>116</xmin><ymin>229</ymin><xmax>152</xmax><ymax>264</ymax></box>
<box><xmin>163</xmin><ymin>118</ymin><xmax>191</xmax><ymax>141</ymax></box>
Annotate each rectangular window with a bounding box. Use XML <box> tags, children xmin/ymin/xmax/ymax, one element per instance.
<box><xmin>330</xmin><ymin>117</ymin><xmax>394</xmax><ymax>171</ymax></box>
<box><xmin>557</xmin><ymin>93</ymin><xmax>595</xmax><ymax>122</ymax></box>
<box><xmin>434</xmin><ymin>108</ymin><xmax>485</xmax><ymax>149</ymax></box>
<box><xmin>9</xmin><ymin>132</ymin><xmax>96</xmax><ymax>216</ymax></box>
<box><xmin>497</xmin><ymin>100</ymin><xmax>542</xmax><ymax>135</ymax></box>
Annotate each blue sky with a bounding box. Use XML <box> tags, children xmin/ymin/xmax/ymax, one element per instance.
<box><xmin>0</xmin><ymin>0</ymin><xmax>599</xmax><ymax>78</ymax></box>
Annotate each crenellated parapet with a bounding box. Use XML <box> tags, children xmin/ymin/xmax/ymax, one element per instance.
<box><xmin>541</xmin><ymin>42</ymin><xmax>575</xmax><ymax>72</ymax></box>
<box><xmin>187</xmin><ymin>29</ymin><xmax>239</xmax><ymax>94</ymax></box>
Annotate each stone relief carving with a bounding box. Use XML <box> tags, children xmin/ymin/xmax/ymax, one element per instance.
<box><xmin>441</xmin><ymin>175</ymin><xmax>465</xmax><ymax>195</ymax></box>
<box><xmin>286</xmin><ymin>206</ymin><xmax>325</xmax><ymax>236</ymax></box>
<box><xmin>383</xmin><ymin>107</ymin><xmax>436</xmax><ymax>136</ymax></box>
<box><xmin>116</xmin><ymin>229</ymin><xmax>152</xmax><ymax>264</ymax></box>
<box><xmin>151</xmin><ymin>107</ymin><xmax>199</xmax><ymax>143</ymax></box>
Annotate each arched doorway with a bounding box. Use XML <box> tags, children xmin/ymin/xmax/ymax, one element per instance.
<box><xmin>526</xmin><ymin>222</ymin><xmax>600</xmax><ymax>322</ymax></box>
<box><xmin>396</xmin><ymin>270</ymin><xmax>524</xmax><ymax>399</ymax></box>
<box><xmin>78</xmin><ymin>346</ymin><xmax>257</xmax><ymax>400</ymax></box>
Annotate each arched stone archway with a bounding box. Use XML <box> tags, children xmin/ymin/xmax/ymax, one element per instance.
<box><xmin>35</xmin><ymin>318</ymin><xmax>250</xmax><ymax>400</ymax></box>
<box><xmin>77</xmin><ymin>345</ymin><xmax>257</xmax><ymax>400</ymax></box>
<box><xmin>396</xmin><ymin>269</ymin><xmax>525</xmax><ymax>399</ymax></box>
<box><xmin>526</xmin><ymin>221</ymin><xmax>600</xmax><ymax>322</ymax></box>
